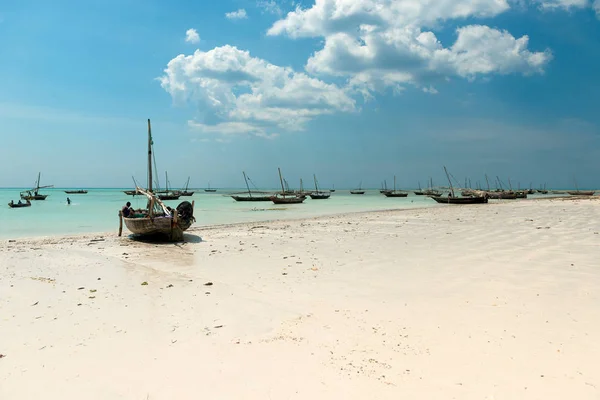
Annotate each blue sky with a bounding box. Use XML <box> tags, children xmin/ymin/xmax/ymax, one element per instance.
<box><xmin>0</xmin><ymin>0</ymin><xmax>599</xmax><ymax>189</ymax></box>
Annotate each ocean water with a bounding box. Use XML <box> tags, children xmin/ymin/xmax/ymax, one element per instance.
<box><xmin>0</xmin><ymin>188</ymin><xmax>567</xmax><ymax>239</ymax></box>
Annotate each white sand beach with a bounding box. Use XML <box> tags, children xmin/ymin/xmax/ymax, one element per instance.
<box><xmin>1</xmin><ymin>198</ymin><xmax>600</xmax><ymax>400</ymax></box>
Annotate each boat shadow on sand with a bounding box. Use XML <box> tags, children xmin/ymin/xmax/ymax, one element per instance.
<box><xmin>125</xmin><ymin>232</ymin><xmax>203</xmax><ymax>244</ymax></box>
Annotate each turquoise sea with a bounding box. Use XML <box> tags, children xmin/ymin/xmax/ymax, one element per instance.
<box><xmin>0</xmin><ymin>188</ymin><xmax>568</xmax><ymax>239</ymax></box>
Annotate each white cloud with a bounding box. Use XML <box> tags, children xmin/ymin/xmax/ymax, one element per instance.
<box><xmin>270</xmin><ymin>0</ymin><xmax>550</xmax><ymax>95</ymax></box>
<box><xmin>594</xmin><ymin>0</ymin><xmax>600</xmax><ymax>16</ymax></box>
<box><xmin>268</xmin><ymin>0</ymin><xmax>511</xmax><ymax>38</ymax></box>
<box><xmin>422</xmin><ymin>86</ymin><xmax>438</xmax><ymax>94</ymax></box>
<box><xmin>159</xmin><ymin>45</ymin><xmax>355</xmax><ymax>138</ymax></box>
<box><xmin>185</xmin><ymin>28</ymin><xmax>200</xmax><ymax>44</ymax></box>
<box><xmin>534</xmin><ymin>0</ymin><xmax>589</xmax><ymax>10</ymax></box>
<box><xmin>257</xmin><ymin>0</ymin><xmax>284</xmax><ymax>15</ymax></box>
<box><xmin>226</xmin><ymin>9</ymin><xmax>248</xmax><ymax>20</ymax></box>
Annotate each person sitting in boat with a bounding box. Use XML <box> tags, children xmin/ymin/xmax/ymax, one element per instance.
<box><xmin>121</xmin><ymin>202</ymin><xmax>133</xmax><ymax>217</ymax></box>
<box><xmin>18</xmin><ymin>200</ymin><xmax>22</xmax><ymax>205</ymax></box>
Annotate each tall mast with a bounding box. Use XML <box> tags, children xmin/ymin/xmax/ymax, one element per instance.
<box><xmin>394</xmin><ymin>175</ymin><xmax>397</xmax><ymax>192</ymax></box>
<box><xmin>36</xmin><ymin>172</ymin><xmax>41</xmax><ymax>192</ymax></box>
<box><xmin>243</xmin><ymin>171</ymin><xmax>252</xmax><ymax>197</ymax></box>
<box><xmin>165</xmin><ymin>171</ymin><xmax>169</xmax><ymax>193</ymax></box>
<box><xmin>314</xmin><ymin>174</ymin><xmax>319</xmax><ymax>192</ymax></box>
<box><xmin>147</xmin><ymin>119</ymin><xmax>153</xmax><ymax>193</ymax></box>
<box><xmin>185</xmin><ymin>177</ymin><xmax>190</xmax><ymax>191</ymax></box>
<box><xmin>443</xmin><ymin>166</ymin><xmax>454</xmax><ymax>197</ymax></box>
<box><xmin>278</xmin><ymin>168</ymin><xmax>285</xmax><ymax>195</ymax></box>
<box><xmin>485</xmin><ymin>174</ymin><xmax>490</xmax><ymax>191</ymax></box>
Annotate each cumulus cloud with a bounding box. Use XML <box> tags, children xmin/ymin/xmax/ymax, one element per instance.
<box><xmin>226</xmin><ymin>9</ymin><xmax>248</xmax><ymax>20</ymax></box>
<box><xmin>159</xmin><ymin>45</ymin><xmax>355</xmax><ymax>137</ymax></box>
<box><xmin>185</xmin><ymin>28</ymin><xmax>200</xmax><ymax>44</ymax></box>
<box><xmin>270</xmin><ymin>0</ymin><xmax>550</xmax><ymax>95</ymax></box>
<box><xmin>257</xmin><ymin>0</ymin><xmax>284</xmax><ymax>15</ymax></box>
<box><xmin>534</xmin><ymin>0</ymin><xmax>589</xmax><ymax>10</ymax></box>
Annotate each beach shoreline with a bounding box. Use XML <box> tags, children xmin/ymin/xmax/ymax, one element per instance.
<box><xmin>2</xmin><ymin>198</ymin><xmax>600</xmax><ymax>399</ymax></box>
<box><xmin>2</xmin><ymin>194</ymin><xmax>589</xmax><ymax>244</ymax></box>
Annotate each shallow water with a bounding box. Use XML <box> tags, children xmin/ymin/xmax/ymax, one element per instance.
<box><xmin>0</xmin><ymin>188</ymin><xmax>567</xmax><ymax>239</ymax></box>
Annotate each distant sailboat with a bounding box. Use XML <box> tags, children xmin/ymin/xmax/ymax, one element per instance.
<box><xmin>20</xmin><ymin>172</ymin><xmax>53</xmax><ymax>200</ymax></box>
<box><xmin>158</xmin><ymin>172</ymin><xmax>181</xmax><ymax>200</ymax></box>
<box><xmin>350</xmin><ymin>181</ymin><xmax>365</xmax><ymax>195</ymax></box>
<box><xmin>180</xmin><ymin>177</ymin><xmax>194</xmax><ymax>196</ymax></box>
<box><xmin>231</xmin><ymin>171</ymin><xmax>272</xmax><ymax>202</ymax></box>
<box><xmin>271</xmin><ymin>168</ymin><xmax>305</xmax><ymax>204</ymax></box>
<box><xmin>309</xmin><ymin>174</ymin><xmax>331</xmax><ymax>200</ymax></box>
<box><xmin>383</xmin><ymin>176</ymin><xmax>408</xmax><ymax>197</ymax></box>
<box><xmin>205</xmin><ymin>182</ymin><xmax>217</xmax><ymax>193</ymax></box>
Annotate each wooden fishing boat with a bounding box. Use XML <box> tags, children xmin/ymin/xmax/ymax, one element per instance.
<box><xmin>515</xmin><ymin>191</ymin><xmax>528</xmax><ymax>199</ymax></box>
<box><xmin>204</xmin><ymin>182</ymin><xmax>216</xmax><ymax>193</ymax></box>
<box><xmin>383</xmin><ymin>176</ymin><xmax>408</xmax><ymax>197</ymax></box>
<box><xmin>350</xmin><ymin>181</ymin><xmax>365</xmax><ymax>194</ymax></box>
<box><xmin>20</xmin><ymin>172</ymin><xmax>53</xmax><ymax>200</ymax></box>
<box><xmin>309</xmin><ymin>174</ymin><xmax>331</xmax><ymax>200</ymax></box>
<box><xmin>430</xmin><ymin>166</ymin><xmax>489</xmax><ymax>205</ymax></box>
<box><xmin>120</xmin><ymin>120</ymin><xmax>195</xmax><ymax>241</ymax></box>
<box><xmin>8</xmin><ymin>200</ymin><xmax>31</xmax><ymax>208</ymax></box>
<box><xmin>567</xmin><ymin>190</ymin><xmax>595</xmax><ymax>196</ymax></box>
<box><xmin>124</xmin><ymin>190</ymin><xmax>137</xmax><ymax>196</ymax></box>
<box><xmin>179</xmin><ymin>177</ymin><xmax>194</xmax><ymax>196</ymax></box>
<box><xmin>330</xmin><ymin>184</ymin><xmax>335</xmax><ymax>192</ymax></box>
<box><xmin>65</xmin><ymin>190</ymin><xmax>88</xmax><ymax>194</ymax></box>
<box><xmin>231</xmin><ymin>171</ymin><xmax>273</xmax><ymax>202</ymax></box>
<box><xmin>157</xmin><ymin>172</ymin><xmax>181</xmax><ymax>200</ymax></box>
<box><xmin>487</xmin><ymin>191</ymin><xmax>517</xmax><ymax>200</ymax></box>
<box><xmin>271</xmin><ymin>168</ymin><xmax>305</xmax><ymax>204</ymax></box>
<box><xmin>431</xmin><ymin>195</ymin><xmax>488</xmax><ymax>204</ymax></box>
<box><xmin>568</xmin><ymin>179</ymin><xmax>595</xmax><ymax>196</ymax></box>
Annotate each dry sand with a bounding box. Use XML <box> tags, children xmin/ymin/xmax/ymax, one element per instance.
<box><xmin>1</xmin><ymin>198</ymin><xmax>600</xmax><ymax>399</ymax></box>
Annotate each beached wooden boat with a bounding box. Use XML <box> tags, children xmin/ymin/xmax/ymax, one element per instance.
<box><xmin>8</xmin><ymin>200</ymin><xmax>31</xmax><ymax>208</ymax></box>
<box><xmin>179</xmin><ymin>177</ymin><xmax>194</xmax><ymax>196</ymax></box>
<box><xmin>515</xmin><ymin>191</ymin><xmax>528</xmax><ymax>199</ymax></box>
<box><xmin>487</xmin><ymin>191</ymin><xmax>517</xmax><ymax>200</ymax></box>
<box><xmin>383</xmin><ymin>176</ymin><xmax>408</xmax><ymax>197</ymax></box>
<box><xmin>309</xmin><ymin>174</ymin><xmax>331</xmax><ymax>200</ymax></box>
<box><xmin>120</xmin><ymin>120</ymin><xmax>195</xmax><ymax>241</ymax></box>
<box><xmin>567</xmin><ymin>190</ymin><xmax>595</xmax><ymax>196</ymax></box>
<box><xmin>20</xmin><ymin>173</ymin><xmax>53</xmax><ymax>200</ymax></box>
<box><xmin>65</xmin><ymin>190</ymin><xmax>88</xmax><ymax>194</ymax></box>
<box><xmin>431</xmin><ymin>195</ymin><xmax>488</xmax><ymax>204</ymax></box>
<box><xmin>271</xmin><ymin>168</ymin><xmax>305</xmax><ymax>204</ymax></box>
<box><xmin>431</xmin><ymin>166</ymin><xmax>489</xmax><ymax>205</ymax></box>
<box><xmin>350</xmin><ymin>181</ymin><xmax>365</xmax><ymax>194</ymax></box>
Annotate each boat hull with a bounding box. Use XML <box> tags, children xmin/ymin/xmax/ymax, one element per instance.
<box><xmin>309</xmin><ymin>193</ymin><xmax>331</xmax><ymax>200</ymax></box>
<box><xmin>8</xmin><ymin>202</ymin><xmax>31</xmax><ymax>208</ymax></box>
<box><xmin>383</xmin><ymin>192</ymin><xmax>408</xmax><ymax>198</ymax></box>
<box><xmin>65</xmin><ymin>190</ymin><xmax>88</xmax><ymax>194</ymax></box>
<box><xmin>204</xmin><ymin>189</ymin><xmax>217</xmax><ymax>193</ymax></box>
<box><xmin>20</xmin><ymin>194</ymin><xmax>48</xmax><ymax>200</ymax></box>
<box><xmin>567</xmin><ymin>191</ymin><xmax>595</xmax><ymax>196</ymax></box>
<box><xmin>231</xmin><ymin>195</ymin><xmax>272</xmax><ymax>202</ymax></box>
<box><xmin>487</xmin><ymin>192</ymin><xmax>517</xmax><ymax>200</ymax></box>
<box><xmin>271</xmin><ymin>196</ymin><xmax>305</xmax><ymax>204</ymax></box>
<box><xmin>180</xmin><ymin>191</ymin><xmax>194</xmax><ymax>196</ymax></box>
<box><xmin>158</xmin><ymin>194</ymin><xmax>181</xmax><ymax>200</ymax></box>
<box><xmin>124</xmin><ymin>216</ymin><xmax>192</xmax><ymax>241</ymax></box>
<box><xmin>430</xmin><ymin>196</ymin><xmax>488</xmax><ymax>204</ymax></box>
<box><xmin>350</xmin><ymin>191</ymin><xmax>365</xmax><ymax>195</ymax></box>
